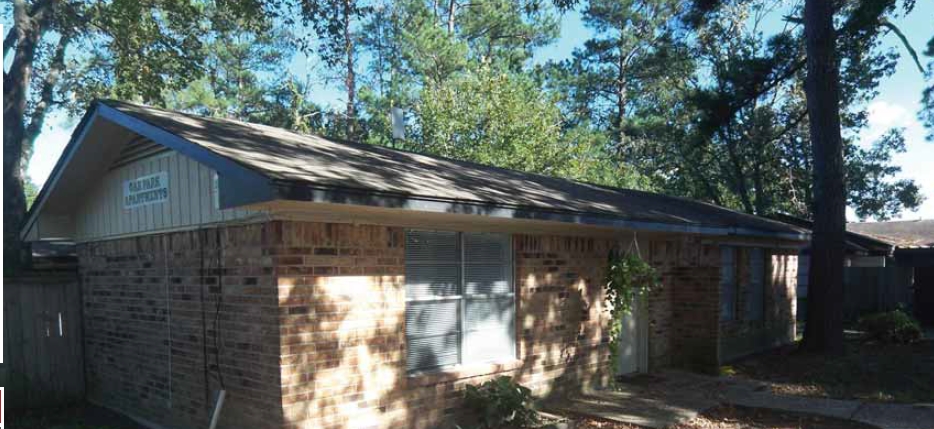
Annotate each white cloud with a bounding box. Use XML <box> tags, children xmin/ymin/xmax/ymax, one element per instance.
<box><xmin>854</xmin><ymin>101</ymin><xmax>934</xmax><ymax>221</ymax></box>
<box><xmin>867</xmin><ymin>101</ymin><xmax>914</xmax><ymax>128</ymax></box>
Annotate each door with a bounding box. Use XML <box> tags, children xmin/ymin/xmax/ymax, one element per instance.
<box><xmin>3</xmin><ymin>279</ymin><xmax>85</xmax><ymax>409</ymax></box>
<box><xmin>616</xmin><ymin>296</ymin><xmax>648</xmax><ymax>375</ymax></box>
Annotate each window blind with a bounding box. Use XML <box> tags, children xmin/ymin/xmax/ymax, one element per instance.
<box><xmin>404</xmin><ymin>230</ymin><xmax>514</xmax><ymax>372</ymax></box>
<box><xmin>405</xmin><ymin>231</ymin><xmax>461</xmax><ymax>372</ymax></box>
<box><xmin>463</xmin><ymin>233</ymin><xmax>515</xmax><ymax>364</ymax></box>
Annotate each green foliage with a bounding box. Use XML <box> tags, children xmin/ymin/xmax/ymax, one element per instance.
<box><xmin>298</xmin><ymin>0</ymin><xmax>371</xmax><ymax>69</ymax></box>
<box><xmin>404</xmin><ymin>65</ymin><xmax>628</xmax><ymax>187</ymax></box>
<box><xmin>163</xmin><ymin>3</ymin><xmax>299</xmax><ymax>123</ymax></box>
<box><xmin>922</xmin><ymin>35</ymin><xmax>934</xmax><ymax>140</ymax></box>
<box><xmin>846</xmin><ymin>130</ymin><xmax>925</xmax><ymax>220</ymax></box>
<box><xmin>6</xmin><ymin>0</ymin><xmax>928</xmax><ymax>236</ymax></box>
<box><xmin>858</xmin><ymin>309</ymin><xmax>923</xmax><ymax>344</ymax></box>
<box><xmin>411</xmin><ymin>66</ymin><xmax>565</xmax><ymax>174</ymax></box>
<box><xmin>463</xmin><ymin>376</ymin><xmax>539</xmax><ymax>429</ymax></box>
<box><xmin>56</xmin><ymin>1</ymin><xmax>272</xmax><ymax>116</ymax></box>
<box><xmin>604</xmin><ymin>251</ymin><xmax>660</xmax><ymax>361</ymax></box>
<box><xmin>591</xmin><ymin>0</ymin><xmax>923</xmax><ymax>220</ymax></box>
<box><xmin>24</xmin><ymin>178</ymin><xmax>40</xmax><ymax>210</ymax></box>
<box><xmin>547</xmin><ymin>0</ymin><xmax>691</xmax><ymax>152</ymax></box>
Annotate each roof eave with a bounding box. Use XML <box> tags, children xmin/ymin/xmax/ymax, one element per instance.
<box><xmin>272</xmin><ymin>180</ymin><xmax>811</xmax><ymax>242</ymax></box>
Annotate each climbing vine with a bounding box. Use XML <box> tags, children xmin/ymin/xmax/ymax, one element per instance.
<box><xmin>604</xmin><ymin>251</ymin><xmax>661</xmax><ymax>362</ymax></box>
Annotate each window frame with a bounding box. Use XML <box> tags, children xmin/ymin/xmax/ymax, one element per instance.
<box><xmin>404</xmin><ymin>229</ymin><xmax>516</xmax><ymax>373</ymax></box>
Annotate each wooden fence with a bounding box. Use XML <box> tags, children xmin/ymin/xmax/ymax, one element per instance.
<box><xmin>842</xmin><ymin>266</ymin><xmax>914</xmax><ymax>320</ymax></box>
<box><xmin>1</xmin><ymin>275</ymin><xmax>84</xmax><ymax>409</ymax></box>
<box><xmin>798</xmin><ymin>264</ymin><xmax>915</xmax><ymax>322</ymax></box>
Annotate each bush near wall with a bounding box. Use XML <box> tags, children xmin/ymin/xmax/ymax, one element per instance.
<box><xmin>858</xmin><ymin>309</ymin><xmax>922</xmax><ymax>344</ymax></box>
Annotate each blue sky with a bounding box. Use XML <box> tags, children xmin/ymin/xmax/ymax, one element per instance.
<box><xmin>22</xmin><ymin>2</ymin><xmax>934</xmax><ymax>220</ymax></box>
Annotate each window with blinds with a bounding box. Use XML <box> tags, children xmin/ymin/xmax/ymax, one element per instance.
<box><xmin>746</xmin><ymin>248</ymin><xmax>765</xmax><ymax>321</ymax></box>
<box><xmin>720</xmin><ymin>246</ymin><xmax>737</xmax><ymax>321</ymax></box>
<box><xmin>404</xmin><ymin>230</ymin><xmax>515</xmax><ymax>372</ymax></box>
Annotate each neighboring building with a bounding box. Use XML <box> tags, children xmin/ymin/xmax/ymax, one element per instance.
<box><xmin>775</xmin><ymin>214</ymin><xmax>933</xmax><ymax>322</ymax></box>
<box><xmin>22</xmin><ymin>100</ymin><xmax>807</xmax><ymax>429</ymax></box>
<box><xmin>848</xmin><ymin>220</ymin><xmax>934</xmax><ymax>324</ymax></box>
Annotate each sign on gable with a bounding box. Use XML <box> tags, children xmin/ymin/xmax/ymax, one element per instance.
<box><xmin>124</xmin><ymin>172</ymin><xmax>169</xmax><ymax>209</ymax></box>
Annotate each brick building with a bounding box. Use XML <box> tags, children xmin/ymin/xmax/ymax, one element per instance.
<box><xmin>22</xmin><ymin>100</ymin><xmax>806</xmax><ymax>429</ymax></box>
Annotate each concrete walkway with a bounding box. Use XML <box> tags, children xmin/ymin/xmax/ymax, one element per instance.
<box><xmin>540</xmin><ymin>371</ymin><xmax>720</xmax><ymax>428</ymax></box>
<box><xmin>541</xmin><ymin>370</ymin><xmax>934</xmax><ymax>429</ymax></box>
<box><xmin>720</xmin><ymin>375</ymin><xmax>934</xmax><ymax>429</ymax></box>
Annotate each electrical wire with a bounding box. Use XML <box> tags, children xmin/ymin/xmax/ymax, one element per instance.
<box><xmin>213</xmin><ymin>227</ymin><xmax>226</xmax><ymax>389</ymax></box>
<box><xmin>199</xmin><ymin>229</ymin><xmax>211</xmax><ymax>408</ymax></box>
<box><xmin>163</xmin><ymin>235</ymin><xmax>173</xmax><ymax>408</ymax></box>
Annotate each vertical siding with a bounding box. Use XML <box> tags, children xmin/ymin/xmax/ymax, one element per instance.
<box><xmin>74</xmin><ymin>150</ymin><xmax>258</xmax><ymax>241</ymax></box>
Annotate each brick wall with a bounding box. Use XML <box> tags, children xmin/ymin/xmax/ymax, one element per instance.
<box><xmin>79</xmin><ymin>219</ymin><xmax>798</xmax><ymax>429</ymax></box>
<box><xmin>276</xmin><ymin>223</ymin><xmax>615</xmax><ymax>429</ymax></box>
<box><xmin>79</xmin><ymin>223</ymin><xmax>283</xmax><ymax>429</ymax></box>
<box><xmin>647</xmin><ymin>236</ymin><xmax>721</xmax><ymax>372</ymax></box>
<box><xmin>718</xmin><ymin>249</ymin><xmax>798</xmax><ymax>362</ymax></box>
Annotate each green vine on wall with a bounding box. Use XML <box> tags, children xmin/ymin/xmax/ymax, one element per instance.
<box><xmin>604</xmin><ymin>251</ymin><xmax>661</xmax><ymax>364</ymax></box>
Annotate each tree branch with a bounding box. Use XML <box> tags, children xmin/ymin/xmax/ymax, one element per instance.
<box><xmin>24</xmin><ymin>36</ymin><xmax>69</xmax><ymax>145</ymax></box>
<box><xmin>879</xmin><ymin>19</ymin><xmax>925</xmax><ymax>74</ymax></box>
<box><xmin>5</xmin><ymin>0</ymin><xmax>28</xmax><ymax>59</ymax></box>
<box><xmin>786</xmin><ymin>12</ymin><xmax>924</xmax><ymax>74</ymax></box>
<box><xmin>3</xmin><ymin>27</ymin><xmax>18</xmax><ymax>59</ymax></box>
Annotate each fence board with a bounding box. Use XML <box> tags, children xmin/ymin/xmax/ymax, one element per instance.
<box><xmin>1</xmin><ymin>276</ymin><xmax>84</xmax><ymax>409</ymax></box>
<box><xmin>842</xmin><ymin>266</ymin><xmax>914</xmax><ymax>320</ymax></box>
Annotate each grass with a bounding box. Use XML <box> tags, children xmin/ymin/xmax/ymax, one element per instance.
<box><xmin>573</xmin><ymin>405</ymin><xmax>877</xmax><ymax>429</ymax></box>
<box><xmin>728</xmin><ymin>337</ymin><xmax>934</xmax><ymax>404</ymax></box>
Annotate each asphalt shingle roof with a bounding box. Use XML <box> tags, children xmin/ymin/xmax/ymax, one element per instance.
<box><xmin>102</xmin><ymin>100</ymin><xmax>808</xmax><ymax>239</ymax></box>
<box><xmin>848</xmin><ymin>220</ymin><xmax>934</xmax><ymax>248</ymax></box>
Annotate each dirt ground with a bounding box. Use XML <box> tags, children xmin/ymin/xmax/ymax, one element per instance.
<box><xmin>727</xmin><ymin>338</ymin><xmax>934</xmax><ymax>404</ymax></box>
<box><xmin>575</xmin><ymin>405</ymin><xmax>879</xmax><ymax>429</ymax></box>
<box><xmin>15</xmin><ymin>403</ymin><xmax>147</xmax><ymax>429</ymax></box>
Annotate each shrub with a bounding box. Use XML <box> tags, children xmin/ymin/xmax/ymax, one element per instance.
<box><xmin>463</xmin><ymin>376</ymin><xmax>540</xmax><ymax>429</ymax></box>
<box><xmin>858</xmin><ymin>309</ymin><xmax>922</xmax><ymax>344</ymax></box>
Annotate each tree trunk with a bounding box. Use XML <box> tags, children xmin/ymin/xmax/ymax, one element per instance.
<box><xmin>4</xmin><ymin>78</ymin><xmax>29</xmax><ymax>276</ymax></box>
<box><xmin>4</xmin><ymin>1</ymin><xmax>50</xmax><ymax>275</ymax></box>
<box><xmin>343</xmin><ymin>0</ymin><xmax>356</xmax><ymax>138</ymax></box>
<box><xmin>446</xmin><ymin>0</ymin><xmax>456</xmax><ymax>34</ymax></box>
<box><xmin>801</xmin><ymin>0</ymin><xmax>846</xmax><ymax>355</ymax></box>
<box><xmin>616</xmin><ymin>47</ymin><xmax>628</xmax><ymax>156</ymax></box>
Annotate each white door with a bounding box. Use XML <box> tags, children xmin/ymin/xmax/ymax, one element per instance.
<box><xmin>616</xmin><ymin>296</ymin><xmax>647</xmax><ymax>375</ymax></box>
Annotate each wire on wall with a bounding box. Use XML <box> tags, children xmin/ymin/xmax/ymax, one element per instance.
<box><xmin>163</xmin><ymin>234</ymin><xmax>173</xmax><ymax>408</ymax></box>
<box><xmin>199</xmin><ymin>229</ymin><xmax>211</xmax><ymax>409</ymax></box>
<box><xmin>214</xmin><ymin>227</ymin><xmax>226</xmax><ymax>389</ymax></box>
